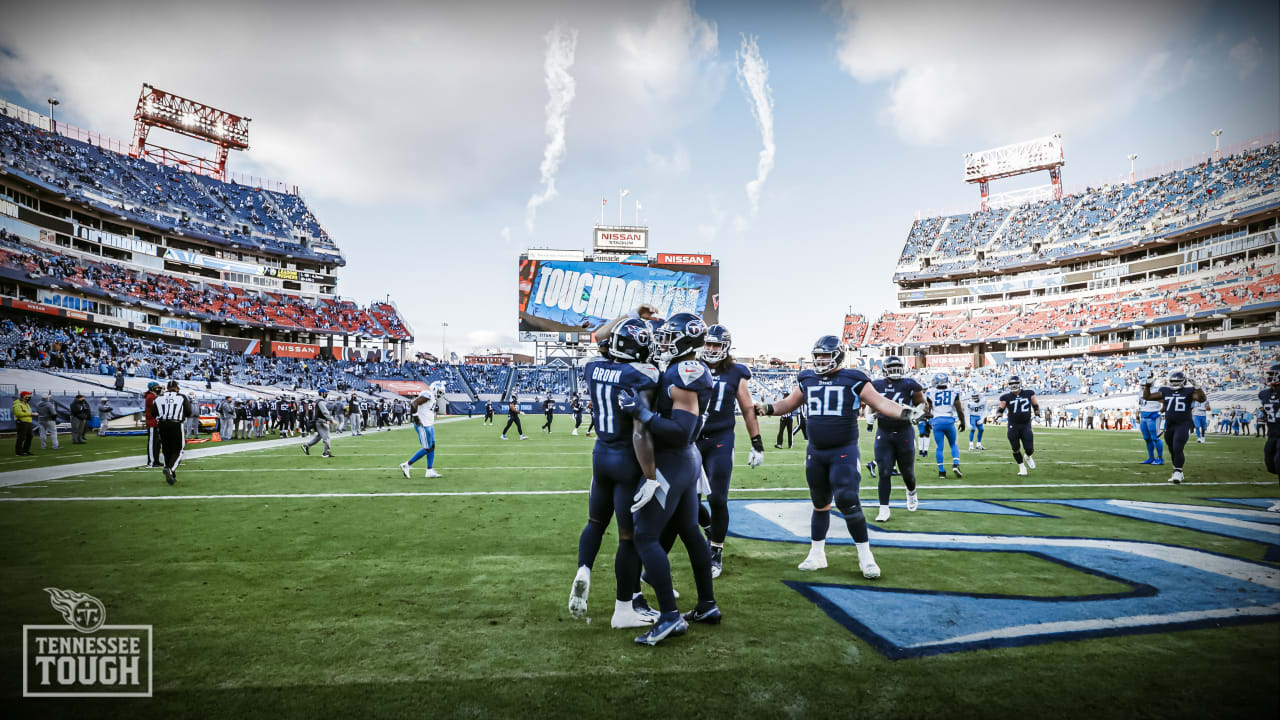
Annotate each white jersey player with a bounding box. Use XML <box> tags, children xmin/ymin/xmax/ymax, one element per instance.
<box><xmin>401</xmin><ymin>380</ymin><xmax>446</xmax><ymax>478</ymax></box>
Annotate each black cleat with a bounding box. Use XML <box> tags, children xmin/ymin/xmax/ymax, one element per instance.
<box><xmin>322</xmin><ymin>451</ymin><xmax>332</xmax><ymax>458</ymax></box>
<box><xmin>952</xmin><ymin>467</ymin><xmax>963</xmax><ymax>478</ymax></box>
<box><xmin>866</xmin><ymin>460</ymin><xmax>877</xmax><ymax>475</ymax></box>
<box><xmin>163</xmin><ymin>467</ymin><xmax>175</xmax><ymax>485</ymax></box>
<box><xmin>301</xmin><ymin>444</ymin><xmax>310</xmax><ymax>455</ymax></box>
<box><xmin>938</xmin><ymin>471</ymin><xmax>947</xmax><ymax>479</ymax></box>
<box><xmin>683</xmin><ymin>604</ymin><xmax>723</xmax><ymax>625</ymax></box>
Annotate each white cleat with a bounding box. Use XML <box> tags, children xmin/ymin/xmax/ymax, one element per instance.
<box><xmin>1267</xmin><ymin>501</ymin><xmax>1280</xmax><ymax>513</ymax></box>
<box><xmin>568</xmin><ymin>566</ymin><xmax>590</xmax><ymax>618</ymax></box>
<box><xmin>1026</xmin><ymin>456</ymin><xmax>1036</xmax><ymax>470</ymax></box>
<box><xmin>906</xmin><ymin>490</ymin><xmax>919</xmax><ymax>512</ymax></box>
<box><xmin>968</xmin><ymin>443</ymin><xmax>974</xmax><ymax>451</ymax></box>
<box><xmin>571</xmin><ymin>429</ymin><xmax>578</xmax><ymax>436</ymax></box>
<box><xmin>1017</xmin><ymin>467</ymin><xmax>1028</xmax><ymax>476</ymax></box>
<box><xmin>859</xmin><ymin>557</ymin><xmax>882</xmax><ymax>580</ymax></box>
<box><xmin>399</xmin><ymin>461</ymin><xmax>411</xmax><ymax>479</ymax></box>
<box><xmin>875</xmin><ymin>507</ymin><xmax>891</xmax><ymax>522</ymax></box>
<box><xmin>798</xmin><ymin>551</ymin><xmax>827</xmax><ymax>571</ymax></box>
<box><xmin>977</xmin><ymin>443</ymin><xmax>986</xmax><ymax>450</ymax></box>
<box><xmin>1169</xmin><ymin>471</ymin><xmax>1183</xmax><ymax>485</ymax></box>
<box><xmin>423</xmin><ymin>469</ymin><xmax>442</xmax><ymax>478</ymax></box>
<box><xmin>500</xmin><ymin>435</ymin><xmax>507</xmax><ymax>440</ymax></box>
<box><xmin>520</xmin><ymin>435</ymin><xmax>528</xmax><ymax>440</ymax></box>
<box><xmin>611</xmin><ymin>601</ymin><xmax>657</xmax><ymax>629</ymax></box>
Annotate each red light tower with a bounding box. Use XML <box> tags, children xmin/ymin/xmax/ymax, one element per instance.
<box><xmin>129</xmin><ymin>84</ymin><xmax>250</xmax><ymax>181</ymax></box>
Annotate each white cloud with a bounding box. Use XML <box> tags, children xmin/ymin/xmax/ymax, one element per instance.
<box><xmin>0</xmin><ymin>0</ymin><xmax>723</xmax><ymax>207</ymax></box>
<box><xmin>501</xmin><ymin>226</ymin><xmax>512</xmax><ymax>244</ymax></box>
<box><xmin>645</xmin><ymin>144</ymin><xmax>691</xmax><ymax>173</ymax></box>
<box><xmin>1229</xmin><ymin>36</ymin><xmax>1261</xmax><ymax>79</ymax></box>
<box><xmin>736</xmin><ymin>34</ymin><xmax>775</xmax><ymax>219</ymax></box>
<box><xmin>526</xmin><ymin>24</ymin><xmax>579</xmax><ymax>234</ymax></box>
<box><xmin>833</xmin><ymin>0</ymin><xmax>1204</xmax><ymax>145</ymax></box>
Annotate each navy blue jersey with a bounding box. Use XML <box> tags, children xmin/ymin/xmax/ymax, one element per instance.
<box><xmin>1258</xmin><ymin>388</ymin><xmax>1280</xmax><ymax>437</ymax></box>
<box><xmin>871</xmin><ymin>377</ymin><xmax>923</xmax><ymax>431</ymax></box>
<box><xmin>1000</xmin><ymin>389</ymin><xmax>1037</xmax><ymax>424</ymax></box>
<box><xmin>703</xmin><ymin>362</ymin><xmax>752</xmax><ymax>434</ymax></box>
<box><xmin>583</xmin><ymin>357</ymin><xmax>660</xmax><ymax>449</ymax></box>
<box><xmin>797</xmin><ymin>368</ymin><xmax>871</xmax><ymax>449</ymax></box>
<box><xmin>654</xmin><ymin>358</ymin><xmax>715</xmax><ymax>450</ymax></box>
<box><xmin>1157</xmin><ymin>386</ymin><xmax>1197</xmax><ymax>425</ymax></box>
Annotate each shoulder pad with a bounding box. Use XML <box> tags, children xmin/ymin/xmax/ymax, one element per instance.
<box><xmin>737</xmin><ymin>363</ymin><xmax>752</xmax><ymax>380</ymax></box>
<box><xmin>797</xmin><ymin>369</ymin><xmax>816</xmax><ymax>382</ymax></box>
<box><xmin>629</xmin><ymin>362</ymin><xmax>661</xmax><ymax>383</ymax></box>
<box><xmin>676</xmin><ymin>360</ymin><xmax>709</xmax><ymax>387</ymax></box>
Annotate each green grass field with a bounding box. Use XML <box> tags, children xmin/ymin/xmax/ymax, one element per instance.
<box><xmin>1</xmin><ymin>417</ymin><xmax>1277</xmax><ymax>719</ymax></box>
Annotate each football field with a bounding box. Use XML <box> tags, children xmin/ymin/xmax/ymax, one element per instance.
<box><xmin>1</xmin><ymin>417</ymin><xmax>1277</xmax><ymax>718</ymax></box>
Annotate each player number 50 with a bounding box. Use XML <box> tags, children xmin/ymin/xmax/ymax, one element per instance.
<box><xmin>808</xmin><ymin>386</ymin><xmax>845</xmax><ymax>417</ymax></box>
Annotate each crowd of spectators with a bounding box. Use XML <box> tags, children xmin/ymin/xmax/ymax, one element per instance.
<box><xmin>0</xmin><ymin>231</ymin><xmax>409</xmax><ymax>339</ymax></box>
<box><xmin>0</xmin><ymin>112</ymin><xmax>338</xmax><ymax>260</ymax></box>
<box><xmin>895</xmin><ymin>142</ymin><xmax>1279</xmax><ymax>282</ymax></box>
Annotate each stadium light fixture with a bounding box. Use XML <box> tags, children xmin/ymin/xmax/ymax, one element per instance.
<box><xmin>1127</xmin><ymin>154</ymin><xmax>1138</xmax><ymax>184</ymax></box>
<box><xmin>46</xmin><ymin>97</ymin><xmax>59</xmax><ymax>131</ymax></box>
<box><xmin>1211</xmin><ymin>129</ymin><xmax>1223</xmax><ymax>162</ymax></box>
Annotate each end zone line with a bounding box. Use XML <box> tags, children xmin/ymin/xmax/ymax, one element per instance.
<box><xmin>0</xmin><ymin>480</ymin><xmax>1270</xmax><ymax>502</ymax></box>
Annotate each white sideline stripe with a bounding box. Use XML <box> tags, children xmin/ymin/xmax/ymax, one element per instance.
<box><xmin>0</xmin><ymin>421</ymin><xmax>451</xmax><ymax>489</ymax></box>
<box><xmin>0</xmin><ymin>480</ymin><xmax>1270</xmax><ymax>503</ymax></box>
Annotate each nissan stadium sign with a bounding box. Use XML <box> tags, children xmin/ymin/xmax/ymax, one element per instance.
<box><xmin>593</xmin><ymin>226</ymin><xmax>648</xmax><ymax>252</ymax></box>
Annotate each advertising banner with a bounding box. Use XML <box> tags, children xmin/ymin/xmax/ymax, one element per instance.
<box><xmin>655</xmin><ymin>253</ymin><xmax>711</xmax><ymax>266</ymax></box>
<box><xmin>925</xmin><ymin>353</ymin><xmax>975</xmax><ymax>369</ymax></box>
<box><xmin>371</xmin><ymin>380</ymin><xmax>429</xmax><ymax>396</ymax></box>
<box><xmin>593</xmin><ymin>227</ymin><xmax>648</xmax><ymax>252</ymax></box>
<box><xmin>200</xmin><ymin>334</ymin><xmax>261</xmax><ymax>355</ymax></box>
<box><xmin>270</xmin><ymin>341</ymin><xmax>320</xmax><ymax>358</ymax></box>
<box><xmin>519</xmin><ymin>259</ymin><xmax>719</xmax><ymax>333</ymax></box>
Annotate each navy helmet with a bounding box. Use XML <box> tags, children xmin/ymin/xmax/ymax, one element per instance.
<box><xmin>654</xmin><ymin>313</ymin><xmax>707</xmax><ymax>363</ymax></box>
<box><xmin>1169</xmin><ymin>370</ymin><xmax>1186</xmax><ymax>389</ymax></box>
<box><xmin>699</xmin><ymin>324</ymin><xmax>732</xmax><ymax>365</ymax></box>
<box><xmin>811</xmin><ymin>335</ymin><xmax>845</xmax><ymax>375</ymax></box>
<box><xmin>1008</xmin><ymin>375</ymin><xmax>1023</xmax><ymax>393</ymax></box>
<box><xmin>884</xmin><ymin>355</ymin><xmax>905</xmax><ymax>380</ymax></box>
<box><xmin>1268</xmin><ymin>362</ymin><xmax>1280</xmax><ymax>387</ymax></box>
<box><xmin>609</xmin><ymin>318</ymin><xmax>653</xmax><ymax>363</ymax></box>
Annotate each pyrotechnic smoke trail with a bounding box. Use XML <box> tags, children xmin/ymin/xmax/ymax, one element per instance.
<box><xmin>526</xmin><ymin>25</ymin><xmax>579</xmax><ymax>233</ymax></box>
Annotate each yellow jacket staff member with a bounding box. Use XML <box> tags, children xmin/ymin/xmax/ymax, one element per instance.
<box><xmin>13</xmin><ymin>391</ymin><xmax>34</xmax><ymax>456</ymax></box>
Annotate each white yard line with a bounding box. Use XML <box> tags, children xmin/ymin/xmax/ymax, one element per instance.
<box><xmin>0</xmin><ymin>481</ymin><xmax>1270</xmax><ymax>503</ymax></box>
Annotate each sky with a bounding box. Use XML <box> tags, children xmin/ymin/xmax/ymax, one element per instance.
<box><xmin>2</xmin><ymin>0</ymin><xmax>1277</xmax><ymax>359</ymax></box>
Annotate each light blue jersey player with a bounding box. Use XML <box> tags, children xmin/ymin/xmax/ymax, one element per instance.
<box><xmin>927</xmin><ymin>374</ymin><xmax>966</xmax><ymax>478</ymax></box>
<box><xmin>1138</xmin><ymin>397</ymin><xmax>1165</xmax><ymax>465</ymax></box>
<box><xmin>1191</xmin><ymin>399</ymin><xmax>1209</xmax><ymax>443</ymax></box>
<box><xmin>400</xmin><ymin>380</ymin><xmax>446</xmax><ymax>478</ymax></box>
<box><xmin>966</xmin><ymin>392</ymin><xmax>986</xmax><ymax>450</ymax></box>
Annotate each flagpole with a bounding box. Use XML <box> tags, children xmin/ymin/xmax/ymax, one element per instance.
<box><xmin>618</xmin><ymin>190</ymin><xmax>622</xmax><ymax>226</ymax></box>
<box><xmin>600</xmin><ymin>197</ymin><xmax>604</xmax><ymax>225</ymax></box>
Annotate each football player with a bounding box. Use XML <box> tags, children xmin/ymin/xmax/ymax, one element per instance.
<box><xmin>570</xmin><ymin>394</ymin><xmax>584</xmax><ymax>435</ymax></box>
<box><xmin>696</xmin><ymin>324</ymin><xmax>764</xmax><ymax>578</ymax></box>
<box><xmin>1141</xmin><ymin>370</ymin><xmax>1205</xmax><ymax>484</ymax></box>
<box><xmin>870</xmin><ymin>356</ymin><xmax>925</xmax><ymax>522</ymax></box>
<box><xmin>996</xmin><ymin>375</ymin><xmax>1041</xmax><ymax>476</ymax></box>
<box><xmin>618</xmin><ymin>312</ymin><xmax>721</xmax><ymax>645</ymax></box>
<box><xmin>1191</xmin><ymin>397</ymin><xmax>1210</xmax><ymax>443</ymax></box>
<box><xmin>754</xmin><ymin>336</ymin><xmax>923</xmax><ymax>578</ymax></box>
<box><xmin>927</xmin><ymin>374</ymin><xmax>965</xmax><ymax>478</ymax></box>
<box><xmin>1137</xmin><ymin>395</ymin><xmax>1165</xmax><ymax>465</ymax></box>
<box><xmin>1260</xmin><ymin>363</ymin><xmax>1280</xmax><ymax>512</ymax></box>
<box><xmin>966</xmin><ymin>391</ymin><xmax>986</xmax><ymax>451</ymax></box>
<box><xmin>400</xmin><ymin>380</ymin><xmax>446</xmax><ymax>478</ymax></box>
<box><xmin>569</xmin><ymin>319</ymin><xmax>662</xmax><ymax>628</ymax></box>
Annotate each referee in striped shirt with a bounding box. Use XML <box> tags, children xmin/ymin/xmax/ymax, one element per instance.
<box><xmin>150</xmin><ymin>380</ymin><xmax>193</xmax><ymax>485</ymax></box>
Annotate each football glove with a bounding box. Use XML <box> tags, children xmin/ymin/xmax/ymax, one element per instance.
<box><xmin>618</xmin><ymin>389</ymin><xmax>654</xmax><ymax>423</ymax></box>
<box><xmin>632</xmin><ymin>475</ymin><xmax>663</xmax><ymax>512</ymax></box>
<box><xmin>748</xmin><ymin>434</ymin><xmax>765</xmax><ymax>468</ymax></box>
<box><xmin>904</xmin><ymin>404</ymin><xmax>927</xmax><ymax>424</ymax></box>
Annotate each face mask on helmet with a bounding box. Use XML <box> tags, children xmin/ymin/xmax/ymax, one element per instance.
<box><xmin>885</xmin><ymin>359</ymin><xmax>904</xmax><ymax>380</ymax></box>
<box><xmin>1268</xmin><ymin>365</ymin><xmax>1280</xmax><ymax>386</ymax></box>
<box><xmin>699</xmin><ymin>341</ymin><xmax>728</xmax><ymax>364</ymax></box>
<box><xmin>1169</xmin><ymin>373</ymin><xmax>1185</xmax><ymax>389</ymax></box>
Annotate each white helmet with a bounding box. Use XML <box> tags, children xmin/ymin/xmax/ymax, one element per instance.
<box><xmin>430</xmin><ymin>380</ymin><xmax>447</xmax><ymax>396</ymax></box>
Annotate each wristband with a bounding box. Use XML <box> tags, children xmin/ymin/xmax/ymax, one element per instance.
<box><xmin>750</xmin><ymin>435</ymin><xmax>764</xmax><ymax>453</ymax></box>
<box><xmin>763</xmin><ymin>403</ymin><xmax>774</xmax><ymax>417</ymax></box>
